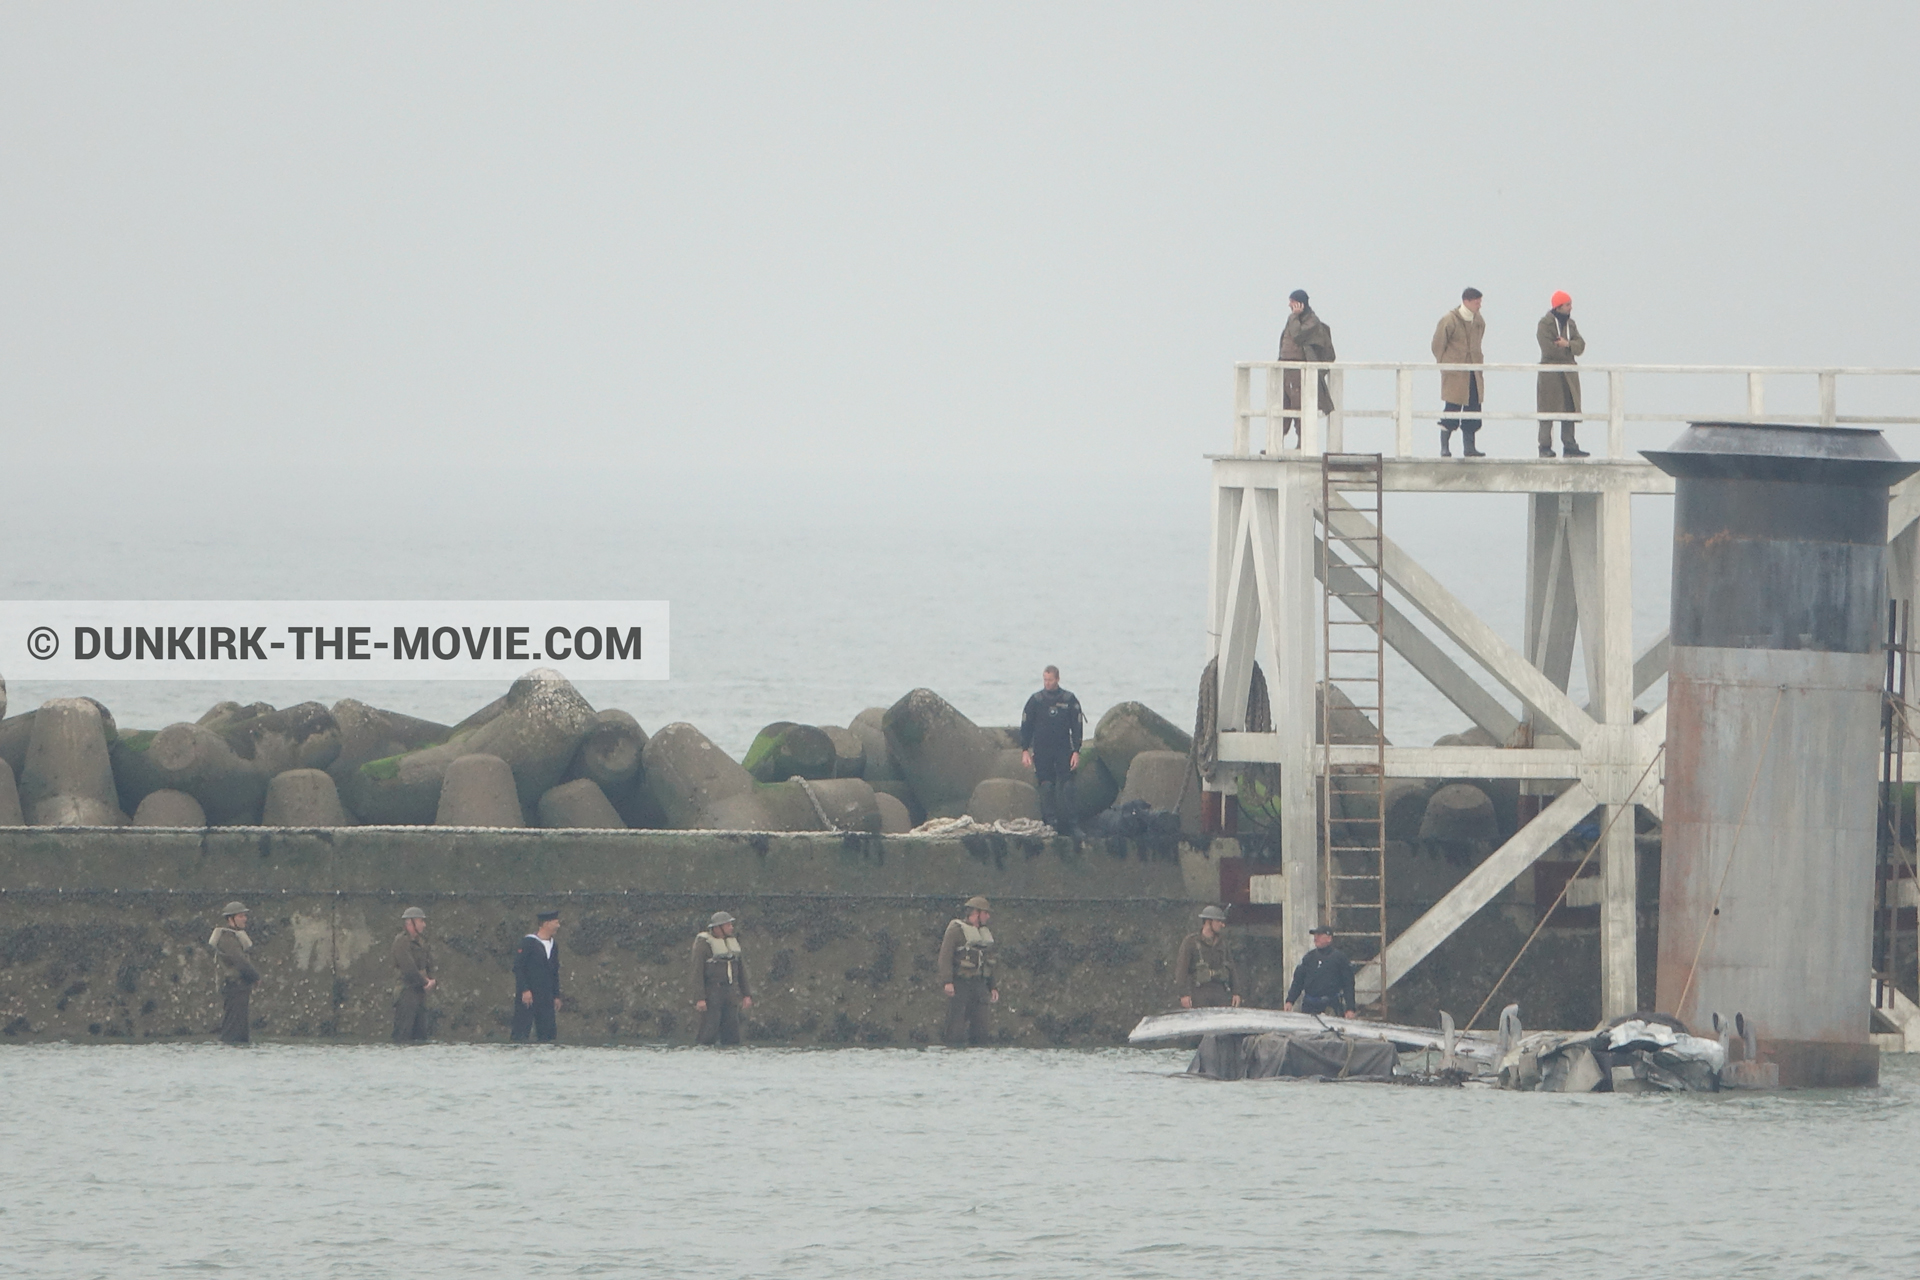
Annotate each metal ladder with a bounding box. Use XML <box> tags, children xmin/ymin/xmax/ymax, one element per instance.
<box><xmin>1320</xmin><ymin>453</ymin><xmax>1388</xmax><ymax>1014</ymax></box>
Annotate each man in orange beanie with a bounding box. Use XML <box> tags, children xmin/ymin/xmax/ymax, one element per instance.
<box><xmin>1536</xmin><ymin>291</ymin><xmax>1588</xmax><ymax>458</ymax></box>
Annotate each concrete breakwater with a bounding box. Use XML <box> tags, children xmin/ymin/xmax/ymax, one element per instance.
<box><xmin>0</xmin><ymin>669</ymin><xmax>1208</xmax><ymax>835</ymax></box>
<box><xmin>0</xmin><ymin>826</ymin><xmax>1626</xmax><ymax>1044</ymax></box>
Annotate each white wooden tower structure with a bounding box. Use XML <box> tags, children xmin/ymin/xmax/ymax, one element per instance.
<box><xmin>1204</xmin><ymin>360</ymin><xmax>1920</xmax><ymax>1021</ymax></box>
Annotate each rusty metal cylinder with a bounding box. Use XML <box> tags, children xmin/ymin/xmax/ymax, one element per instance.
<box><xmin>1647</xmin><ymin>422</ymin><xmax>1919</xmax><ymax>1087</ymax></box>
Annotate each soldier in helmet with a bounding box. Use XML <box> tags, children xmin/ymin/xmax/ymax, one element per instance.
<box><xmin>1174</xmin><ymin>905</ymin><xmax>1242</xmax><ymax>1009</ymax></box>
<box><xmin>692</xmin><ymin>910</ymin><xmax>753</xmax><ymax>1046</ymax></box>
<box><xmin>938</xmin><ymin>895</ymin><xmax>999</xmax><ymax>1047</ymax></box>
<box><xmin>210</xmin><ymin>901</ymin><xmax>261</xmax><ymax>1044</ymax></box>
<box><xmin>391</xmin><ymin>906</ymin><xmax>437</xmax><ymax>1043</ymax></box>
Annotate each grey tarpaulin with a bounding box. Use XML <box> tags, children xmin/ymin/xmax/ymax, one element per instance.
<box><xmin>1187</xmin><ymin>1031</ymin><xmax>1397</xmax><ymax>1081</ymax></box>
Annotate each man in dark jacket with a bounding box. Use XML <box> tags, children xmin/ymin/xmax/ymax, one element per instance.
<box><xmin>510</xmin><ymin>910</ymin><xmax>563</xmax><ymax>1043</ymax></box>
<box><xmin>1277</xmin><ymin>288</ymin><xmax>1336</xmax><ymax>448</ymax></box>
<box><xmin>1283</xmin><ymin>925</ymin><xmax>1357</xmax><ymax>1018</ymax></box>
<box><xmin>1020</xmin><ymin>665</ymin><xmax>1085</xmax><ymax>834</ymax></box>
<box><xmin>211</xmin><ymin>901</ymin><xmax>260</xmax><ymax>1044</ymax></box>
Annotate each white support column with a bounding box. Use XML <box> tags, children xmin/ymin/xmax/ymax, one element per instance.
<box><xmin>1234</xmin><ymin>366</ymin><xmax>1252</xmax><ymax>454</ymax></box>
<box><xmin>1394</xmin><ymin>368</ymin><xmax>1414</xmax><ymax>458</ymax></box>
<box><xmin>1525</xmin><ymin>494</ymin><xmax>1578</xmax><ymax>702</ymax></box>
<box><xmin>1276</xmin><ymin>463</ymin><xmax>1320</xmax><ymax>980</ymax></box>
<box><xmin>1206</xmin><ymin>483</ymin><xmax>1244</xmax><ymax>666</ymax></box>
<box><xmin>1819</xmin><ymin>371</ymin><xmax>1838</xmax><ymax>426</ymax></box>
<box><xmin>1569</xmin><ymin>490</ymin><xmax>1640</xmax><ymax>1018</ymax></box>
<box><xmin>1747</xmin><ymin>372</ymin><xmax>1766</xmax><ymax>421</ymax></box>
<box><xmin>1327</xmin><ymin>367</ymin><xmax>1345</xmax><ymax>453</ymax></box>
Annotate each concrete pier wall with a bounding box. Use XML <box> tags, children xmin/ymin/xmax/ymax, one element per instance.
<box><xmin>0</xmin><ymin>829</ymin><xmax>1617</xmax><ymax>1045</ymax></box>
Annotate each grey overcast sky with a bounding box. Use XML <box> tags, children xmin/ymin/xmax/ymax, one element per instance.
<box><xmin>3</xmin><ymin>1</ymin><xmax>1916</xmax><ymax>522</ymax></box>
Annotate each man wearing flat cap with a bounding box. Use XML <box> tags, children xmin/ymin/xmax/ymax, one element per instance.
<box><xmin>1174</xmin><ymin>905</ymin><xmax>1242</xmax><ymax>1009</ymax></box>
<box><xmin>511</xmin><ymin>909</ymin><xmax>563</xmax><ymax>1043</ymax></box>
<box><xmin>1284</xmin><ymin>925</ymin><xmax>1358</xmax><ymax>1019</ymax></box>
<box><xmin>692</xmin><ymin>910</ymin><xmax>753</xmax><ymax>1046</ymax></box>
<box><xmin>1535</xmin><ymin>290</ymin><xmax>1589</xmax><ymax>458</ymax></box>
<box><xmin>1277</xmin><ymin>289</ymin><xmax>1336</xmax><ymax>448</ymax></box>
<box><xmin>938</xmin><ymin>895</ymin><xmax>999</xmax><ymax>1047</ymax></box>
<box><xmin>391</xmin><ymin>906</ymin><xmax>437</xmax><ymax>1043</ymax></box>
<box><xmin>210</xmin><ymin>901</ymin><xmax>261</xmax><ymax>1044</ymax></box>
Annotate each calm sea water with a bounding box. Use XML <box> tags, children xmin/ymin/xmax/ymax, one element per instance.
<box><xmin>1</xmin><ymin>1043</ymin><xmax>1911</xmax><ymax>1278</ymax></box>
<box><xmin>0</xmin><ymin>479</ymin><xmax>1673</xmax><ymax>758</ymax></box>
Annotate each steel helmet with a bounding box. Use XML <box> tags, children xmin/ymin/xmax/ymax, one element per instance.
<box><xmin>1199</xmin><ymin>905</ymin><xmax>1229</xmax><ymax>922</ymax></box>
<box><xmin>222</xmin><ymin>901</ymin><xmax>248</xmax><ymax>917</ymax></box>
<box><xmin>708</xmin><ymin>911</ymin><xmax>736</xmax><ymax>927</ymax></box>
<box><xmin>964</xmin><ymin>896</ymin><xmax>991</xmax><ymax>912</ymax></box>
<box><xmin>401</xmin><ymin>906</ymin><xmax>427</xmax><ymax>920</ymax></box>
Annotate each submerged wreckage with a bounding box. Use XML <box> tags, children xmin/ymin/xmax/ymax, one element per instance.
<box><xmin>1128</xmin><ymin>1006</ymin><xmax>1759</xmax><ymax>1092</ymax></box>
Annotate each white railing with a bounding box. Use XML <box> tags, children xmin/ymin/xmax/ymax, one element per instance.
<box><xmin>1230</xmin><ymin>362</ymin><xmax>1920</xmax><ymax>459</ymax></box>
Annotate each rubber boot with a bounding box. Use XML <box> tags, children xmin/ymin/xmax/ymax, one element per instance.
<box><xmin>1036</xmin><ymin>781</ymin><xmax>1058</xmax><ymax>830</ymax></box>
<box><xmin>1439</xmin><ymin>426</ymin><xmax>1453</xmax><ymax>458</ymax></box>
<box><xmin>1463</xmin><ymin>425</ymin><xmax>1485</xmax><ymax>457</ymax></box>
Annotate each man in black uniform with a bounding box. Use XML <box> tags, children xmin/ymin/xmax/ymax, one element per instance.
<box><xmin>1284</xmin><ymin>925</ymin><xmax>1358</xmax><ymax>1019</ymax></box>
<box><xmin>510</xmin><ymin>909</ymin><xmax>563</xmax><ymax>1043</ymax></box>
<box><xmin>1020</xmin><ymin>664</ymin><xmax>1085</xmax><ymax>835</ymax></box>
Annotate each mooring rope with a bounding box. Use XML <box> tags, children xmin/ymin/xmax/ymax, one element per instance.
<box><xmin>1465</xmin><ymin>744</ymin><xmax>1667</xmax><ymax>1032</ymax></box>
<box><xmin>1674</xmin><ymin>685</ymin><xmax>1787</xmax><ymax>1016</ymax></box>
<box><xmin>790</xmin><ymin>775</ymin><xmax>839</xmax><ymax>832</ymax></box>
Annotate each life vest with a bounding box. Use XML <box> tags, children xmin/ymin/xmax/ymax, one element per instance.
<box><xmin>208</xmin><ymin>926</ymin><xmax>252</xmax><ymax>951</ymax></box>
<box><xmin>951</xmin><ymin>920</ymin><xmax>995</xmax><ymax>978</ymax></box>
<box><xmin>1189</xmin><ymin>938</ymin><xmax>1233</xmax><ymax>990</ymax></box>
<box><xmin>699</xmin><ymin>932</ymin><xmax>743</xmax><ymax>985</ymax></box>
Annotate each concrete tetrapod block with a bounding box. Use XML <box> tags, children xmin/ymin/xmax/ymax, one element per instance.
<box><xmin>0</xmin><ymin>671</ymin><xmax>7</xmax><ymax>722</ymax></box>
<box><xmin>1115</xmin><ymin>750</ymin><xmax>1203</xmax><ymax>836</ymax></box>
<box><xmin>327</xmin><ymin>700</ymin><xmax>451</xmax><ymax>791</ymax></box>
<box><xmin>113</xmin><ymin>723</ymin><xmax>262</xmax><ymax>825</ymax></box>
<box><xmin>1091</xmin><ymin>702</ymin><xmax>1192</xmax><ymax>794</ymax></box>
<box><xmin>806</xmin><ymin>778</ymin><xmax>881</xmax><ymax>833</ymax></box>
<box><xmin>743</xmin><ymin>722</ymin><xmax>837</xmax><ymax>783</ymax></box>
<box><xmin>1318</xmin><ymin>683</ymin><xmax>1390</xmax><ymax>745</ymax></box>
<box><xmin>987</xmin><ymin>748</ymin><xmax>1030</xmax><ymax>781</ymax></box>
<box><xmin>132</xmin><ymin>789</ymin><xmax>208</xmax><ymax>828</ymax></box>
<box><xmin>263</xmin><ymin>769</ymin><xmax>353</xmax><ymax>827</ymax></box>
<box><xmin>566</xmin><ymin>710</ymin><xmax>647</xmax><ymax>793</ymax></box>
<box><xmin>881</xmin><ymin>689</ymin><xmax>1000</xmax><ymax>820</ymax></box>
<box><xmin>850</xmin><ymin>707</ymin><xmax>902</xmax><ymax>781</ymax></box>
<box><xmin>1</xmin><ymin>699</ymin><xmax>118</xmax><ymax>780</ymax></box>
<box><xmin>197</xmin><ymin>701</ymin><xmax>275</xmax><ymax>733</ymax></box>
<box><xmin>642</xmin><ymin>722</ymin><xmax>767</xmax><ymax>830</ymax></box>
<box><xmin>821</xmin><ymin>726</ymin><xmax>867</xmax><ymax>779</ymax></box>
<box><xmin>537</xmin><ymin>778</ymin><xmax>626</xmax><ymax>829</ymax></box>
<box><xmin>1068</xmin><ymin>744</ymin><xmax>1120</xmax><ymax>820</ymax></box>
<box><xmin>1384</xmin><ymin>778</ymin><xmax>1438</xmax><ymax>844</ymax></box>
<box><xmin>346</xmin><ymin>669</ymin><xmax>597</xmax><ymax>823</ymax></box>
<box><xmin>874</xmin><ymin>790</ymin><xmax>911</xmax><ymax>834</ymax></box>
<box><xmin>1419</xmin><ymin>782</ymin><xmax>1499</xmax><ymax>860</ymax></box>
<box><xmin>866</xmin><ymin>779</ymin><xmax>923</xmax><ymax>826</ymax></box>
<box><xmin>218</xmin><ymin>702</ymin><xmax>341</xmax><ymax>774</ymax></box>
<box><xmin>968</xmin><ymin>777</ymin><xmax>1041</xmax><ymax>823</ymax></box>
<box><xmin>435</xmin><ymin>754</ymin><xmax>525</xmax><ymax>828</ymax></box>
<box><xmin>22</xmin><ymin>698</ymin><xmax>128</xmax><ymax>826</ymax></box>
<box><xmin>0</xmin><ymin>759</ymin><xmax>22</xmax><ymax>826</ymax></box>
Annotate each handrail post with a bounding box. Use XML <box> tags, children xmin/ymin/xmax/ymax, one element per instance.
<box><xmin>1608</xmin><ymin>369</ymin><xmax>1626</xmax><ymax>459</ymax></box>
<box><xmin>1265</xmin><ymin>367</ymin><xmax>1282</xmax><ymax>454</ymax></box>
<box><xmin>1233</xmin><ymin>365</ymin><xmax>1251</xmax><ymax>454</ymax></box>
<box><xmin>1395</xmin><ymin>367</ymin><xmax>1413</xmax><ymax>457</ymax></box>
<box><xmin>1747</xmin><ymin>371</ymin><xmax>1766</xmax><ymax>421</ymax></box>
<box><xmin>1326</xmin><ymin>366</ymin><xmax>1345</xmax><ymax>451</ymax></box>
<box><xmin>1304</xmin><ymin>377</ymin><xmax>1322</xmax><ymax>455</ymax></box>
<box><xmin>1820</xmin><ymin>371</ymin><xmax>1837</xmax><ymax>426</ymax></box>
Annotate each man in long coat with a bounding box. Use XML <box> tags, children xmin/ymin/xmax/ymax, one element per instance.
<box><xmin>1277</xmin><ymin>288</ymin><xmax>1336</xmax><ymax>447</ymax></box>
<box><xmin>1535</xmin><ymin>290</ymin><xmax>1589</xmax><ymax>458</ymax></box>
<box><xmin>1431</xmin><ymin>288</ymin><xmax>1487</xmax><ymax>457</ymax></box>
